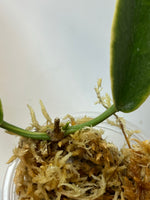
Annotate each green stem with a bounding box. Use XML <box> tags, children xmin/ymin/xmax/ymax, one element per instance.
<box><xmin>1</xmin><ymin>121</ymin><xmax>50</xmax><ymax>140</ymax></box>
<box><xmin>0</xmin><ymin>105</ymin><xmax>117</xmax><ymax>140</ymax></box>
<box><xmin>64</xmin><ymin>104</ymin><xmax>117</xmax><ymax>136</ymax></box>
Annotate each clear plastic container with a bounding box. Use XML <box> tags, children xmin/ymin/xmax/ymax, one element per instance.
<box><xmin>2</xmin><ymin>159</ymin><xmax>19</xmax><ymax>200</ymax></box>
<box><xmin>2</xmin><ymin>113</ymin><xmax>145</xmax><ymax>200</ymax></box>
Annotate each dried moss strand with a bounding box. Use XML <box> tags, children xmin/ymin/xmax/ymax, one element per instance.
<box><xmin>114</xmin><ymin>114</ymin><xmax>131</xmax><ymax>149</ymax></box>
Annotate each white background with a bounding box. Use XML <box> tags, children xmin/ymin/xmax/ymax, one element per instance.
<box><xmin>0</xmin><ymin>1</ymin><xmax>150</xmax><ymax>198</ymax></box>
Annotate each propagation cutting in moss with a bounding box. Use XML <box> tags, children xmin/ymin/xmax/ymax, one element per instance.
<box><xmin>0</xmin><ymin>0</ymin><xmax>150</xmax><ymax>140</ymax></box>
<box><xmin>1</xmin><ymin>1</ymin><xmax>150</xmax><ymax>199</ymax></box>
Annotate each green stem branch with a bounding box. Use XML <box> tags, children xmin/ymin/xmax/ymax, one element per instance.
<box><xmin>0</xmin><ymin>104</ymin><xmax>117</xmax><ymax>140</ymax></box>
<box><xmin>64</xmin><ymin>104</ymin><xmax>117</xmax><ymax>135</ymax></box>
<box><xmin>1</xmin><ymin>121</ymin><xmax>50</xmax><ymax>140</ymax></box>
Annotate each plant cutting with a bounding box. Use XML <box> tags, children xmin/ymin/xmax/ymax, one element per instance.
<box><xmin>1</xmin><ymin>0</ymin><xmax>150</xmax><ymax>199</ymax></box>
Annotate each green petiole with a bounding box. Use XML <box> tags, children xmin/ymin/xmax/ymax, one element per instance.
<box><xmin>64</xmin><ymin>105</ymin><xmax>117</xmax><ymax>136</ymax></box>
<box><xmin>0</xmin><ymin>99</ymin><xmax>117</xmax><ymax>140</ymax></box>
<box><xmin>1</xmin><ymin>121</ymin><xmax>50</xmax><ymax>140</ymax></box>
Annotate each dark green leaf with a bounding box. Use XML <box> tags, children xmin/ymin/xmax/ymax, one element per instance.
<box><xmin>111</xmin><ymin>0</ymin><xmax>150</xmax><ymax>112</ymax></box>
